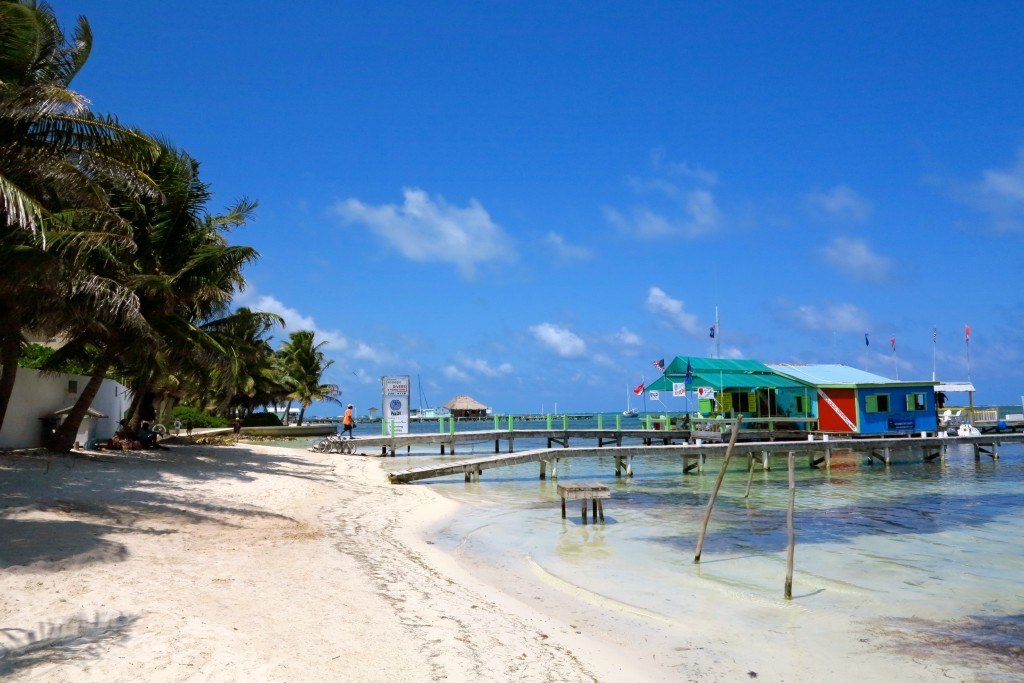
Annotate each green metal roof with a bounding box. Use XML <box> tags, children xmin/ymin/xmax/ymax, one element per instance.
<box><xmin>663</xmin><ymin>356</ymin><xmax>770</xmax><ymax>375</ymax></box>
<box><xmin>646</xmin><ymin>364</ymin><xmax>812</xmax><ymax>392</ymax></box>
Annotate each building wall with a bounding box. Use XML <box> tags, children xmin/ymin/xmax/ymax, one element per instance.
<box><xmin>818</xmin><ymin>388</ymin><xmax>859</xmax><ymax>432</ymax></box>
<box><xmin>856</xmin><ymin>386</ymin><xmax>937</xmax><ymax>434</ymax></box>
<box><xmin>0</xmin><ymin>368</ymin><xmax>132</xmax><ymax>449</ymax></box>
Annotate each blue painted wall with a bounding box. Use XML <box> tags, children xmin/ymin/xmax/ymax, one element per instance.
<box><xmin>856</xmin><ymin>386</ymin><xmax>937</xmax><ymax>434</ymax></box>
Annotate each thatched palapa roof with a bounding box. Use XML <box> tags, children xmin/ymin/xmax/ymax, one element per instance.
<box><xmin>443</xmin><ymin>395</ymin><xmax>487</xmax><ymax>411</ymax></box>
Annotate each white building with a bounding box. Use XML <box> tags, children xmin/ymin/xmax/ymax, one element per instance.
<box><xmin>0</xmin><ymin>368</ymin><xmax>132</xmax><ymax>449</ymax></box>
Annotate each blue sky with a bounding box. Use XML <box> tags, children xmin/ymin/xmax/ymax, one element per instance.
<box><xmin>54</xmin><ymin>1</ymin><xmax>1024</xmax><ymax>413</ymax></box>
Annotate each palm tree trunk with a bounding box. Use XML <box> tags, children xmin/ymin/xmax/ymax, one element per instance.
<box><xmin>296</xmin><ymin>405</ymin><xmax>305</xmax><ymax>426</ymax></box>
<box><xmin>50</xmin><ymin>356</ymin><xmax>113</xmax><ymax>452</ymax></box>
<box><xmin>126</xmin><ymin>384</ymin><xmax>146</xmax><ymax>431</ymax></box>
<box><xmin>284</xmin><ymin>399</ymin><xmax>293</xmax><ymax>425</ymax></box>
<box><xmin>0</xmin><ymin>333</ymin><xmax>21</xmax><ymax>433</ymax></box>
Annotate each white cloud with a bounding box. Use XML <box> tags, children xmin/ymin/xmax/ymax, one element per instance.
<box><xmin>543</xmin><ymin>232</ymin><xmax>593</xmax><ymax>262</ymax></box>
<box><xmin>334</xmin><ymin>187</ymin><xmax>516</xmax><ymax>278</ymax></box>
<box><xmin>786</xmin><ymin>302</ymin><xmax>872</xmax><ymax>333</ymax></box>
<box><xmin>453</xmin><ymin>354</ymin><xmax>513</xmax><ymax>378</ymax></box>
<box><xmin>605</xmin><ymin>153</ymin><xmax>722</xmax><ymax>240</ymax></box>
<box><xmin>651</xmin><ymin>148</ymin><xmax>718</xmax><ymax>185</ymax></box>
<box><xmin>234</xmin><ymin>288</ymin><xmax>392</xmax><ymax>363</ymax></box>
<box><xmin>529</xmin><ymin>323</ymin><xmax>587</xmax><ymax>358</ymax></box>
<box><xmin>820</xmin><ymin>236</ymin><xmax>891</xmax><ymax>282</ymax></box>
<box><xmin>720</xmin><ymin>346</ymin><xmax>745</xmax><ymax>359</ymax></box>
<box><xmin>613</xmin><ymin>327</ymin><xmax>642</xmax><ymax>347</ymax></box>
<box><xmin>805</xmin><ymin>185</ymin><xmax>872</xmax><ymax>222</ymax></box>
<box><xmin>645</xmin><ymin>287</ymin><xmax>701</xmax><ymax>335</ymax></box>
<box><xmin>440</xmin><ymin>366</ymin><xmax>471</xmax><ymax>382</ymax></box>
<box><xmin>968</xmin><ymin>148</ymin><xmax>1024</xmax><ymax>230</ymax></box>
<box><xmin>442</xmin><ymin>364</ymin><xmax>471</xmax><ymax>381</ymax></box>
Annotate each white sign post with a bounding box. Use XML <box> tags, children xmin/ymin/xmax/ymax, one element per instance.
<box><xmin>381</xmin><ymin>375</ymin><xmax>410</xmax><ymax>436</ymax></box>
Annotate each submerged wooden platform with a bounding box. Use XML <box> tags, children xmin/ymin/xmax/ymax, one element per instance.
<box><xmin>386</xmin><ymin>433</ymin><xmax>1024</xmax><ymax>484</ymax></box>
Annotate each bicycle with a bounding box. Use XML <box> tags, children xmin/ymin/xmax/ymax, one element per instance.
<box><xmin>310</xmin><ymin>432</ymin><xmax>355</xmax><ymax>455</ymax></box>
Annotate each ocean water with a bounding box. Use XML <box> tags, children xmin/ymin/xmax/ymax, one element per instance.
<box><xmin>288</xmin><ymin>417</ymin><xmax>1024</xmax><ymax>677</ymax></box>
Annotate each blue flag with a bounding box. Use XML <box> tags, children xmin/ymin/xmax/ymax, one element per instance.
<box><xmin>709</xmin><ymin>325</ymin><xmax>716</xmax><ymax>339</ymax></box>
<box><xmin>684</xmin><ymin>358</ymin><xmax>693</xmax><ymax>385</ymax></box>
<box><xmin>864</xmin><ymin>333</ymin><xmax>869</xmax><ymax>346</ymax></box>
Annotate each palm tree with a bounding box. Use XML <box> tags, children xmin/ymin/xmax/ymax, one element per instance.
<box><xmin>0</xmin><ymin>0</ymin><xmax>156</xmax><ymax>433</ymax></box>
<box><xmin>280</xmin><ymin>330</ymin><xmax>342</xmax><ymax>426</ymax></box>
<box><xmin>48</xmin><ymin>144</ymin><xmax>258</xmax><ymax>451</ymax></box>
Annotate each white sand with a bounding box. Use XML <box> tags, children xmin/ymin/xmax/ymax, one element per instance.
<box><xmin>0</xmin><ymin>443</ymin><xmax>628</xmax><ymax>681</ymax></box>
<box><xmin>1</xmin><ymin>442</ymin><xmax>991</xmax><ymax>682</ymax></box>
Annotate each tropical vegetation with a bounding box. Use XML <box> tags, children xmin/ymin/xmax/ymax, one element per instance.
<box><xmin>0</xmin><ymin>1</ymin><xmax>340</xmax><ymax>449</ymax></box>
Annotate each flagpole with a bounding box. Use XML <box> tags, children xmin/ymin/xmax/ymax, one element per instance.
<box><xmin>932</xmin><ymin>326</ymin><xmax>937</xmax><ymax>381</ymax></box>
<box><xmin>965</xmin><ymin>325</ymin><xmax>972</xmax><ymax>382</ymax></box>
<box><xmin>641</xmin><ymin>374</ymin><xmax>647</xmax><ymax>415</ymax></box>
<box><xmin>715</xmin><ymin>306</ymin><xmax>721</xmax><ymax>360</ymax></box>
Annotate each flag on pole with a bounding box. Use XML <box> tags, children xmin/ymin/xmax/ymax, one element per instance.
<box><xmin>652</xmin><ymin>358</ymin><xmax>665</xmax><ymax>371</ymax></box>
<box><xmin>890</xmin><ymin>336</ymin><xmax>896</xmax><ymax>351</ymax></box>
<box><xmin>684</xmin><ymin>358</ymin><xmax>693</xmax><ymax>385</ymax></box>
<box><xmin>965</xmin><ymin>324</ymin><xmax>972</xmax><ymax>343</ymax></box>
<box><xmin>932</xmin><ymin>327</ymin><xmax>937</xmax><ymax>343</ymax></box>
<box><xmin>865</xmin><ymin>333</ymin><xmax>869</xmax><ymax>346</ymax></box>
<box><xmin>633</xmin><ymin>382</ymin><xmax>644</xmax><ymax>395</ymax></box>
<box><xmin>709</xmin><ymin>325</ymin><xmax>716</xmax><ymax>339</ymax></box>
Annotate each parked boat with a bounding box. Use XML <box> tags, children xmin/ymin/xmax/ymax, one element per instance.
<box><xmin>623</xmin><ymin>384</ymin><xmax>639</xmax><ymax>417</ymax></box>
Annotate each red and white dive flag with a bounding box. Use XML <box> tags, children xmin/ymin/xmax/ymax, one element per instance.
<box><xmin>633</xmin><ymin>382</ymin><xmax>644</xmax><ymax>395</ymax></box>
<box><xmin>965</xmin><ymin>324</ymin><xmax>972</xmax><ymax>343</ymax></box>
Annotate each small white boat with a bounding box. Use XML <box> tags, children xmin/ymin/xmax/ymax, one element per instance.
<box><xmin>623</xmin><ymin>385</ymin><xmax>639</xmax><ymax>417</ymax></box>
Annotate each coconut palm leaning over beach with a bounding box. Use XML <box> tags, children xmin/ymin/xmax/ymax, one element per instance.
<box><xmin>0</xmin><ymin>0</ymin><xmax>157</xmax><ymax>433</ymax></box>
<box><xmin>47</xmin><ymin>144</ymin><xmax>260</xmax><ymax>451</ymax></box>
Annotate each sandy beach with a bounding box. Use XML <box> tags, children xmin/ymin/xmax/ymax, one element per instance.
<box><xmin>2</xmin><ymin>440</ymin><xmax>1017</xmax><ymax>682</ymax></box>
<box><xmin>0</xmin><ymin>442</ymin><xmax>630</xmax><ymax>681</ymax></box>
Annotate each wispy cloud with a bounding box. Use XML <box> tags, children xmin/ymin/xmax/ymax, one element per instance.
<box><xmin>234</xmin><ymin>288</ymin><xmax>392</xmax><ymax>363</ymax></box>
<box><xmin>963</xmin><ymin>148</ymin><xmax>1024</xmax><ymax>230</ymax></box>
<box><xmin>645</xmin><ymin>286</ymin><xmax>701</xmax><ymax>335</ymax></box>
<box><xmin>805</xmin><ymin>185</ymin><xmax>872</xmax><ymax>222</ymax></box>
<box><xmin>529</xmin><ymin>323</ymin><xmax>587</xmax><ymax>358</ymax></box>
<box><xmin>452</xmin><ymin>353</ymin><xmax>513</xmax><ymax>378</ymax></box>
<box><xmin>604</xmin><ymin>153</ymin><xmax>722</xmax><ymax>240</ymax></box>
<box><xmin>778</xmin><ymin>300</ymin><xmax>872</xmax><ymax>333</ymax></box>
<box><xmin>442</xmin><ymin>364</ymin><xmax>471</xmax><ymax>381</ymax></box>
<box><xmin>543</xmin><ymin>232</ymin><xmax>593</xmax><ymax>262</ymax></box>
<box><xmin>334</xmin><ymin>187</ymin><xmax>516</xmax><ymax>278</ymax></box>
<box><xmin>819</xmin><ymin>236</ymin><xmax>891</xmax><ymax>282</ymax></box>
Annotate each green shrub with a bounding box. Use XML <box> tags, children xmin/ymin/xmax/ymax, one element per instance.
<box><xmin>168</xmin><ymin>405</ymin><xmax>228</xmax><ymax>428</ymax></box>
<box><xmin>242</xmin><ymin>412</ymin><xmax>282</xmax><ymax>427</ymax></box>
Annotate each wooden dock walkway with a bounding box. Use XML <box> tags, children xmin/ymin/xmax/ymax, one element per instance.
<box><xmin>338</xmin><ymin>427</ymin><xmax>818</xmax><ymax>457</ymax></box>
<box><xmin>386</xmin><ymin>432</ymin><xmax>1024</xmax><ymax>484</ymax></box>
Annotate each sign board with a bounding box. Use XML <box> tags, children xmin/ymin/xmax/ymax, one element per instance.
<box><xmin>696</xmin><ymin>386</ymin><xmax>715</xmax><ymax>399</ymax></box>
<box><xmin>381</xmin><ymin>375</ymin><xmax>410</xmax><ymax>435</ymax></box>
<box><xmin>887</xmin><ymin>418</ymin><xmax>915</xmax><ymax>432</ymax></box>
<box><xmin>648</xmin><ymin>390</ymin><xmax>660</xmax><ymax>401</ymax></box>
<box><xmin>672</xmin><ymin>383</ymin><xmax>686</xmax><ymax>397</ymax></box>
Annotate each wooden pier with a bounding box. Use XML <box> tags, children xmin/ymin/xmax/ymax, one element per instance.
<box><xmin>346</xmin><ymin>428</ymin><xmax>698</xmax><ymax>457</ymax></box>
<box><xmin>386</xmin><ymin>432</ymin><xmax>1024</xmax><ymax>484</ymax></box>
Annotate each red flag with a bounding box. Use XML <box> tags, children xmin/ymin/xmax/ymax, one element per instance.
<box><xmin>965</xmin><ymin>324</ymin><xmax>971</xmax><ymax>343</ymax></box>
<box><xmin>890</xmin><ymin>336</ymin><xmax>896</xmax><ymax>351</ymax></box>
<box><xmin>633</xmin><ymin>383</ymin><xmax>644</xmax><ymax>395</ymax></box>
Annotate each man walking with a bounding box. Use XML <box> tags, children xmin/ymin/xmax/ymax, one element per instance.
<box><xmin>342</xmin><ymin>404</ymin><xmax>356</xmax><ymax>438</ymax></box>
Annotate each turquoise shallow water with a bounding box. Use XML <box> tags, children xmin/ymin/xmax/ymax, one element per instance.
<box><xmin>285</xmin><ymin>418</ymin><xmax>1024</xmax><ymax>676</ymax></box>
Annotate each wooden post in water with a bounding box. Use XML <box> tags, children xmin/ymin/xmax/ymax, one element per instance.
<box><xmin>743</xmin><ymin>453</ymin><xmax>756</xmax><ymax>499</ymax></box>
<box><xmin>694</xmin><ymin>418</ymin><xmax>742</xmax><ymax>563</ymax></box>
<box><xmin>784</xmin><ymin>450</ymin><xmax>796</xmax><ymax>600</ymax></box>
